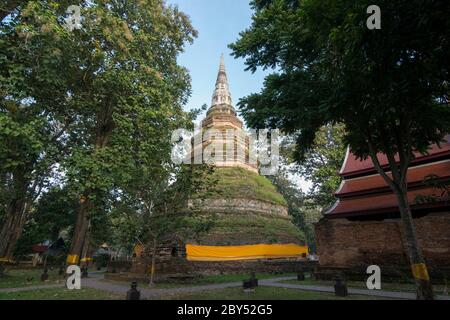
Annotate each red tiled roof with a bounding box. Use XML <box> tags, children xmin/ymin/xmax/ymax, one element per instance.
<box><xmin>340</xmin><ymin>135</ymin><xmax>450</xmax><ymax>178</ymax></box>
<box><xmin>31</xmin><ymin>245</ymin><xmax>48</xmax><ymax>253</ymax></box>
<box><xmin>327</xmin><ymin>187</ymin><xmax>449</xmax><ymax>217</ymax></box>
<box><xmin>327</xmin><ymin>136</ymin><xmax>450</xmax><ymax>217</ymax></box>
<box><xmin>336</xmin><ymin>160</ymin><xmax>450</xmax><ymax>197</ymax></box>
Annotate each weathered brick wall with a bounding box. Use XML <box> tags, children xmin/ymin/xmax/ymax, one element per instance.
<box><xmin>315</xmin><ymin>212</ymin><xmax>450</xmax><ymax>269</ymax></box>
<box><xmin>129</xmin><ymin>257</ymin><xmax>312</xmax><ymax>280</ymax></box>
<box><xmin>190</xmin><ymin>198</ymin><xmax>289</xmax><ymax>217</ymax></box>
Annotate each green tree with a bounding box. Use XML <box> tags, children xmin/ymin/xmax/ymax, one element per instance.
<box><xmin>282</xmin><ymin>124</ymin><xmax>346</xmax><ymax>210</ymax></box>
<box><xmin>107</xmin><ymin>91</ymin><xmax>215</xmax><ymax>285</ymax></box>
<box><xmin>0</xmin><ymin>1</ymin><xmax>82</xmax><ymax>261</ymax></box>
<box><xmin>268</xmin><ymin>171</ymin><xmax>321</xmax><ymax>252</ymax></box>
<box><xmin>111</xmin><ymin>163</ymin><xmax>218</xmax><ymax>286</ymax></box>
<box><xmin>231</xmin><ymin>0</ymin><xmax>450</xmax><ymax>299</ymax></box>
<box><xmin>54</xmin><ymin>0</ymin><xmax>198</xmax><ymax>267</ymax></box>
<box><xmin>14</xmin><ymin>187</ymin><xmax>78</xmax><ymax>258</ymax></box>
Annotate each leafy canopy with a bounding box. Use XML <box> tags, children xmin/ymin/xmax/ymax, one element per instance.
<box><xmin>230</xmin><ymin>0</ymin><xmax>450</xmax><ymax>164</ymax></box>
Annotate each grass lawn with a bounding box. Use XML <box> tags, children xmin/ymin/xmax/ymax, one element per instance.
<box><xmin>0</xmin><ymin>269</ymin><xmax>396</xmax><ymax>300</ymax></box>
<box><xmin>0</xmin><ymin>268</ymin><xmax>64</xmax><ymax>289</ymax></box>
<box><xmin>193</xmin><ymin>273</ymin><xmax>295</xmax><ymax>285</ymax></box>
<box><xmin>167</xmin><ymin>286</ymin><xmax>391</xmax><ymax>300</ymax></box>
<box><xmin>0</xmin><ymin>287</ymin><xmax>123</xmax><ymax>300</ymax></box>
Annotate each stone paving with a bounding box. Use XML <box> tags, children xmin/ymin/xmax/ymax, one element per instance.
<box><xmin>259</xmin><ymin>277</ymin><xmax>450</xmax><ymax>300</ymax></box>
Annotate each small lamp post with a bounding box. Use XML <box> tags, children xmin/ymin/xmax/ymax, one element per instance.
<box><xmin>250</xmin><ymin>272</ymin><xmax>258</xmax><ymax>287</ymax></box>
<box><xmin>40</xmin><ymin>267</ymin><xmax>49</xmax><ymax>282</ymax></box>
<box><xmin>126</xmin><ymin>281</ymin><xmax>141</xmax><ymax>300</ymax></box>
<box><xmin>41</xmin><ymin>253</ymin><xmax>49</xmax><ymax>282</ymax></box>
<box><xmin>58</xmin><ymin>263</ymin><xmax>64</xmax><ymax>276</ymax></box>
<box><xmin>81</xmin><ymin>266</ymin><xmax>88</xmax><ymax>278</ymax></box>
<box><xmin>334</xmin><ymin>274</ymin><xmax>348</xmax><ymax>297</ymax></box>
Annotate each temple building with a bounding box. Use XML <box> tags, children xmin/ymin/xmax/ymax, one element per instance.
<box><xmin>315</xmin><ymin>137</ymin><xmax>450</xmax><ymax>278</ymax></box>
<box><xmin>128</xmin><ymin>55</ymin><xmax>307</xmax><ymax>279</ymax></box>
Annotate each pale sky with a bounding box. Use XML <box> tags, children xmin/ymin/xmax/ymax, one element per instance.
<box><xmin>168</xmin><ymin>0</ymin><xmax>269</xmax><ymax>115</ymax></box>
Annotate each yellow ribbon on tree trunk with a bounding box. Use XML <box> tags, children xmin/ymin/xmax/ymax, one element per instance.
<box><xmin>66</xmin><ymin>254</ymin><xmax>79</xmax><ymax>265</ymax></box>
<box><xmin>411</xmin><ymin>263</ymin><xmax>430</xmax><ymax>281</ymax></box>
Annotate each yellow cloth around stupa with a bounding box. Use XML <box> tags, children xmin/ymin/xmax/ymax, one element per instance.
<box><xmin>186</xmin><ymin>243</ymin><xmax>308</xmax><ymax>261</ymax></box>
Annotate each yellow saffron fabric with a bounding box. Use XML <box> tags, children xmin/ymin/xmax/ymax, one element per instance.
<box><xmin>186</xmin><ymin>243</ymin><xmax>308</xmax><ymax>261</ymax></box>
<box><xmin>66</xmin><ymin>254</ymin><xmax>79</xmax><ymax>264</ymax></box>
<box><xmin>134</xmin><ymin>243</ymin><xmax>144</xmax><ymax>257</ymax></box>
<box><xmin>411</xmin><ymin>263</ymin><xmax>430</xmax><ymax>281</ymax></box>
<box><xmin>80</xmin><ymin>257</ymin><xmax>93</xmax><ymax>262</ymax></box>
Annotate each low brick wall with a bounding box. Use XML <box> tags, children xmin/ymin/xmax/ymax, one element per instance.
<box><xmin>315</xmin><ymin>212</ymin><xmax>450</xmax><ymax>272</ymax></box>
<box><xmin>129</xmin><ymin>256</ymin><xmax>315</xmax><ymax>280</ymax></box>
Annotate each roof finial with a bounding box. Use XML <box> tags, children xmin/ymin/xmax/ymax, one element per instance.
<box><xmin>210</xmin><ymin>54</ymin><xmax>233</xmax><ymax>108</ymax></box>
<box><xmin>219</xmin><ymin>53</ymin><xmax>225</xmax><ymax>72</ymax></box>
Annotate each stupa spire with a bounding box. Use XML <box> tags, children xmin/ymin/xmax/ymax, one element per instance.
<box><xmin>211</xmin><ymin>53</ymin><xmax>233</xmax><ymax>107</ymax></box>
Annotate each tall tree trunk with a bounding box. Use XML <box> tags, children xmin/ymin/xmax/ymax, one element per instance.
<box><xmin>149</xmin><ymin>238</ymin><xmax>157</xmax><ymax>287</ymax></box>
<box><xmin>368</xmin><ymin>141</ymin><xmax>435</xmax><ymax>300</ymax></box>
<box><xmin>80</xmin><ymin>222</ymin><xmax>92</xmax><ymax>270</ymax></box>
<box><xmin>394</xmin><ymin>184</ymin><xmax>434</xmax><ymax>300</ymax></box>
<box><xmin>0</xmin><ymin>168</ymin><xmax>46</xmax><ymax>263</ymax></box>
<box><xmin>67</xmin><ymin>106</ymin><xmax>114</xmax><ymax>265</ymax></box>
<box><xmin>0</xmin><ymin>197</ymin><xmax>27</xmax><ymax>261</ymax></box>
<box><xmin>67</xmin><ymin>197</ymin><xmax>90</xmax><ymax>265</ymax></box>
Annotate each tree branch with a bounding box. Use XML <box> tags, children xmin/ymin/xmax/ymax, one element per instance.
<box><xmin>367</xmin><ymin>135</ymin><xmax>398</xmax><ymax>192</ymax></box>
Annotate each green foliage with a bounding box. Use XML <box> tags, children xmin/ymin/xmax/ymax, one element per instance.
<box><xmin>414</xmin><ymin>174</ymin><xmax>450</xmax><ymax>204</ymax></box>
<box><xmin>110</xmin><ymin>164</ymin><xmax>219</xmax><ymax>254</ymax></box>
<box><xmin>231</xmin><ymin>2</ymin><xmax>449</xmax><ymax>295</ymax></box>
<box><xmin>0</xmin><ymin>1</ymin><xmax>83</xmax><ymax>256</ymax></box>
<box><xmin>0</xmin><ymin>0</ymin><xmax>75</xmax><ymax>204</ymax></box>
<box><xmin>14</xmin><ymin>187</ymin><xmax>78</xmax><ymax>257</ymax></box>
<box><xmin>1</xmin><ymin>0</ymin><xmax>199</xmax><ymax>257</ymax></box>
<box><xmin>268</xmin><ymin>170</ymin><xmax>320</xmax><ymax>251</ymax></box>
<box><xmin>230</xmin><ymin>0</ymin><xmax>450</xmax><ymax>163</ymax></box>
<box><xmin>57</xmin><ymin>0</ymin><xmax>199</xmax><ymax>254</ymax></box>
<box><xmin>59</xmin><ymin>0</ymin><xmax>198</xmax><ymax>199</ymax></box>
<box><xmin>282</xmin><ymin>124</ymin><xmax>346</xmax><ymax>210</ymax></box>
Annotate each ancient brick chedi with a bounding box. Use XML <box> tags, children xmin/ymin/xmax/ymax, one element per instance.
<box><xmin>315</xmin><ymin>138</ymin><xmax>450</xmax><ymax>276</ymax></box>
<box><xmin>190</xmin><ymin>54</ymin><xmax>258</xmax><ymax>173</ymax></box>
<box><xmin>129</xmin><ymin>56</ymin><xmax>306</xmax><ymax>278</ymax></box>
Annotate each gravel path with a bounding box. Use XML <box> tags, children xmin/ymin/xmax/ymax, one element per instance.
<box><xmin>259</xmin><ymin>277</ymin><xmax>450</xmax><ymax>300</ymax></box>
